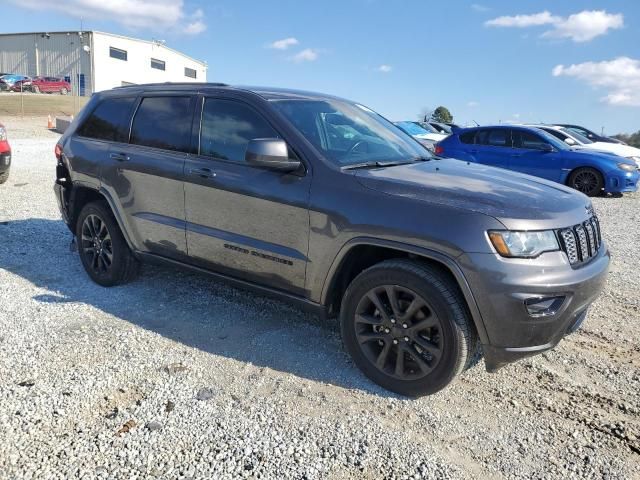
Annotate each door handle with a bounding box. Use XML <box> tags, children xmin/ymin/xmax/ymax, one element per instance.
<box><xmin>189</xmin><ymin>167</ymin><xmax>217</xmax><ymax>179</ymax></box>
<box><xmin>110</xmin><ymin>152</ymin><xmax>130</xmax><ymax>162</ymax></box>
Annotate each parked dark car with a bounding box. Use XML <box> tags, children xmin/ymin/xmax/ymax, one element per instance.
<box><xmin>556</xmin><ymin>124</ymin><xmax>626</xmax><ymax>145</ymax></box>
<box><xmin>436</xmin><ymin>125</ymin><xmax>638</xmax><ymax>197</ymax></box>
<box><xmin>10</xmin><ymin>77</ymin><xmax>33</xmax><ymax>92</ymax></box>
<box><xmin>29</xmin><ymin>76</ymin><xmax>71</xmax><ymax>94</ymax></box>
<box><xmin>0</xmin><ymin>123</ymin><xmax>11</xmax><ymax>184</ymax></box>
<box><xmin>54</xmin><ymin>84</ymin><xmax>610</xmax><ymax>396</ymax></box>
<box><xmin>0</xmin><ymin>74</ymin><xmax>30</xmax><ymax>91</ymax></box>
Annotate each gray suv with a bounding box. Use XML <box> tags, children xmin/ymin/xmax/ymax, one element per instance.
<box><xmin>54</xmin><ymin>83</ymin><xmax>609</xmax><ymax>396</ymax></box>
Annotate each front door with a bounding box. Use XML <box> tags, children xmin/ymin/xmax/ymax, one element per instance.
<box><xmin>510</xmin><ymin>129</ymin><xmax>564</xmax><ymax>182</ymax></box>
<box><xmin>183</xmin><ymin>97</ymin><xmax>311</xmax><ymax>294</ymax></box>
<box><xmin>473</xmin><ymin>128</ymin><xmax>515</xmax><ymax>169</ymax></box>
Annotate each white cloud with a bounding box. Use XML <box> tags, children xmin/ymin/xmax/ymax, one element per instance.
<box><xmin>290</xmin><ymin>48</ymin><xmax>319</xmax><ymax>63</ymax></box>
<box><xmin>467</xmin><ymin>101</ymin><xmax>479</xmax><ymax>107</ymax></box>
<box><xmin>268</xmin><ymin>37</ymin><xmax>299</xmax><ymax>50</ymax></box>
<box><xmin>542</xmin><ymin>10</ymin><xmax>623</xmax><ymax>43</ymax></box>
<box><xmin>377</xmin><ymin>64</ymin><xmax>392</xmax><ymax>73</ymax></box>
<box><xmin>471</xmin><ymin>4</ymin><xmax>490</xmax><ymax>13</ymax></box>
<box><xmin>485</xmin><ymin>11</ymin><xmax>560</xmax><ymax>28</ymax></box>
<box><xmin>485</xmin><ymin>9</ymin><xmax>623</xmax><ymax>42</ymax></box>
<box><xmin>9</xmin><ymin>0</ymin><xmax>206</xmax><ymax>34</ymax></box>
<box><xmin>553</xmin><ymin>57</ymin><xmax>640</xmax><ymax>106</ymax></box>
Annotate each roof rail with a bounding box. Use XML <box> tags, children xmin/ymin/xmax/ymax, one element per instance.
<box><xmin>114</xmin><ymin>82</ymin><xmax>228</xmax><ymax>89</ymax></box>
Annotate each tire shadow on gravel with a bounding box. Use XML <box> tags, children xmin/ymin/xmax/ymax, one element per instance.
<box><xmin>0</xmin><ymin>218</ymin><xmax>398</xmax><ymax>398</ymax></box>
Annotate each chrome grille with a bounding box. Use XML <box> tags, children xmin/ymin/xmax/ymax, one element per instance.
<box><xmin>558</xmin><ymin>216</ymin><xmax>601</xmax><ymax>266</ymax></box>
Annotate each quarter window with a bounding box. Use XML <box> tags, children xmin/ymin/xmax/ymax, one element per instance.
<box><xmin>109</xmin><ymin>47</ymin><xmax>128</xmax><ymax>61</ymax></box>
<box><xmin>150</xmin><ymin>58</ymin><xmax>166</xmax><ymax>71</ymax></box>
<box><xmin>200</xmin><ymin>99</ymin><xmax>279</xmax><ymax>162</ymax></box>
<box><xmin>185</xmin><ymin>67</ymin><xmax>197</xmax><ymax>79</ymax></box>
<box><xmin>459</xmin><ymin>131</ymin><xmax>476</xmax><ymax>144</ymax></box>
<box><xmin>130</xmin><ymin>96</ymin><xmax>192</xmax><ymax>152</ymax></box>
<box><xmin>77</xmin><ymin>97</ymin><xmax>136</xmax><ymax>142</ymax></box>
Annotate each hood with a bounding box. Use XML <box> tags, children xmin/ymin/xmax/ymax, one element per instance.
<box><xmin>577</xmin><ymin>142</ymin><xmax>640</xmax><ymax>158</ymax></box>
<box><xmin>355</xmin><ymin>158</ymin><xmax>592</xmax><ymax>230</ymax></box>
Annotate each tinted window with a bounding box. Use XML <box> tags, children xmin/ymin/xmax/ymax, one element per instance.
<box><xmin>459</xmin><ymin>131</ymin><xmax>475</xmax><ymax>144</ymax></box>
<box><xmin>151</xmin><ymin>58</ymin><xmax>165</xmax><ymax>71</ymax></box>
<box><xmin>200</xmin><ymin>99</ymin><xmax>279</xmax><ymax>162</ymax></box>
<box><xmin>110</xmin><ymin>47</ymin><xmax>127</xmax><ymax>61</ymax></box>
<box><xmin>185</xmin><ymin>67</ymin><xmax>197</xmax><ymax>79</ymax></box>
<box><xmin>130</xmin><ymin>96</ymin><xmax>192</xmax><ymax>152</ymax></box>
<box><xmin>541</xmin><ymin>128</ymin><xmax>566</xmax><ymax>141</ymax></box>
<box><xmin>475</xmin><ymin>129</ymin><xmax>489</xmax><ymax>145</ymax></box>
<box><xmin>514</xmin><ymin>130</ymin><xmax>547</xmax><ymax>150</ymax></box>
<box><xmin>487</xmin><ymin>129</ymin><xmax>509</xmax><ymax>147</ymax></box>
<box><xmin>77</xmin><ymin>97</ymin><xmax>136</xmax><ymax>142</ymax></box>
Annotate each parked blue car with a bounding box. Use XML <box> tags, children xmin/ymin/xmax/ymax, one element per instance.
<box><xmin>435</xmin><ymin>125</ymin><xmax>638</xmax><ymax>197</ymax></box>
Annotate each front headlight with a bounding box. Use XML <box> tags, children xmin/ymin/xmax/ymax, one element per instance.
<box><xmin>627</xmin><ymin>156</ymin><xmax>640</xmax><ymax>168</ymax></box>
<box><xmin>618</xmin><ymin>162</ymin><xmax>637</xmax><ymax>172</ymax></box>
<box><xmin>488</xmin><ymin>230</ymin><xmax>559</xmax><ymax>258</ymax></box>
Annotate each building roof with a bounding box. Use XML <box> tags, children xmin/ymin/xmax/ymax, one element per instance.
<box><xmin>0</xmin><ymin>30</ymin><xmax>206</xmax><ymax>68</ymax></box>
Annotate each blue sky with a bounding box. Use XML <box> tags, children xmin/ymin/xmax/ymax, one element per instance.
<box><xmin>4</xmin><ymin>0</ymin><xmax>639</xmax><ymax>134</ymax></box>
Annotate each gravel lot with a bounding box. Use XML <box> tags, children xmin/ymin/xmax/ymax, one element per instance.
<box><xmin>1</xmin><ymin>118</ymin><xmax>639</xmax><ymax>479</ymax></box>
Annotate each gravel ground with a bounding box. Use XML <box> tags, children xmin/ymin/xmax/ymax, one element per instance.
<box><xmin>0</xmin><ymin>119</ymin><xmax>639</xmax><ymax>479</ymax></box>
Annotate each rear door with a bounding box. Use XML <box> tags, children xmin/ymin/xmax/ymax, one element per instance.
<box><xmin>183</xmin><ymin>95</ymin><xmax>311</xmax><ymax>294</ymax></box>
<box><xmin>510</xmin><ymin>129</ymin><xmax>564</xmax><ymax>182</ymax></box>
<box><xmin>473</xmin><ymin>128</ymin><xmax>514</xmax><ymax>168</ymax></box>
<box><xmin>100</xmin><ymin>94</ymin><xmax>196</xmax><ymax>260</ymax></box>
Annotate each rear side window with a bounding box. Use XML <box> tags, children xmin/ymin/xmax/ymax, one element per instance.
<box><xmin>130</xmin><ymin>96</ymin><xmax>192</xmax><ymax>152</ymax></box>
<box><xmin>459</xmin><ymin>131</ymin><xmax>476</xmax><ymax>144</ymax></box>
<box><xmin>486</xmin><ymin>129</ymin><xmax>510</xmax><ymax>147</ymax></box>
<box><xmin>77</xmin><ymin>97</ymin><xmax>136</xmax><ymax>142</ymax></box>
<box><xmin>200</xmin><ymin>99</ymin><xmax>279</xmax><ymax>162</ymax></box>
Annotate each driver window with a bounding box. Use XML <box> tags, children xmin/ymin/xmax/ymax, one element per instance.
<box><xmin>200</xmin><ymin>98</ymin><xmax>279</xmax><ymax>162</ymax></box>
<box><xmin>514</xmin><ymin>131</ymin><xmax>548</xmax><ymax>150</ymax></box>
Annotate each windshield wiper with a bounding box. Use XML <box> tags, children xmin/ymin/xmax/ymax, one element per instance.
<box><xmin>343</xmin><ymin>157</ymin><xmax>431</xmax><ymax>170</ymax></box>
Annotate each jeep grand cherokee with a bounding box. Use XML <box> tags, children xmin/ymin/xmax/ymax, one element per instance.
<box><xmin>53</xmin><ymin>84</ymin><xmax>609</xmax><ymax>396</ymax></box>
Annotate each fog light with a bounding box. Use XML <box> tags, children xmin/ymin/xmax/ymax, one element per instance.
<box><xmin>525</xmin><ymin>296</ymin><xmax>565</xmax><ymax>317</ymax></box>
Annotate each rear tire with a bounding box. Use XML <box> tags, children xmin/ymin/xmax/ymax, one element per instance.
<box><xmin>568</xmin><ymin>167</ymin><xmax>604</xmax><ymax>197</ymax></box>
<box><xmin>75</xmin><ymin>201</ymin><xmax>139</xmax><ymax>286</ymax></box>
<box><xmin>340</xmin><ymin>259</ymin><xmax>477</xmax><ymax>397</ymax></box>
<box><xmin>33</xmin><ymin>86</ymin><xmax>40</xmax><ymax>94</ymax></box>
<box><xmin>60</xmin><ymin>87</ymin><xmax>68</xmax><ymax>95</ymax></box>
<box><xmin>0</xmin><ymin>169</ymin><xmax>9</xmax><ymax>184</ymax></box>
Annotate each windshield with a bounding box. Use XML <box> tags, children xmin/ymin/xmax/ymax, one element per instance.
<box><xmin>395</xmin><ymin>121</ymin><xmax>432</xmax><ymax>136</ymax></box>
<box><xmin>271</xmin><ymin>99</ymin><xmax>430</xmax><ymax>166</ymax></box>
<box><xmin>562</xmin><ymin>127</ymin><xmax>593</xmax><ymax>144</ymax></box>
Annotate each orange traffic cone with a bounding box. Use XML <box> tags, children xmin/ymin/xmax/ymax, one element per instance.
<box><xmin>47</xmin><ymin>115</ymin><xmax>54</xmax><ymax>129</ymax></box>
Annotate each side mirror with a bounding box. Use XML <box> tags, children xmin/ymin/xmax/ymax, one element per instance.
<box><xmin>564</xmin><ymin>137</ymin><xmax>576</xmax><ymax>145</ymax></box>
<box><xmin>245</xmin><ymin>138</ymin><xmax>301</xmax><ymax>172</ymax></box>
<box><xmin>540</xmin><ymin>143</ymin><xmax>554</xmax><ymax>152</ymax></box>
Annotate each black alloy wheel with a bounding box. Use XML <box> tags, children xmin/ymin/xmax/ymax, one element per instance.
<box><xmin>354</xmin><ymin>285</ymin><xmax>443</xmax><ymax>380</ymax></box>
<box><xmin>80</xmin><ymin>214</ymin><xmax>113</xmax><ymax>275</ymax></box>
<box><xmin>569</xmin><ymin>168</ymin><xmax>604</xmax><ymax>197</ymax></box>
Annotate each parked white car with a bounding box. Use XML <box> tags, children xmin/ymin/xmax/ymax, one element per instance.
<box><xmin>529</xmin><ymin>124</ymin><xmax>640</xmax><ymax>169</ymax></box>
<box><xmin>394</xmin><ymin>121</ymin><xmax>448</xmax><ymax>151</ymax></box>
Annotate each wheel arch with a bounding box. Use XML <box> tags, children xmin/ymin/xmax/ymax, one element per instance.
<box><xmin>565</xmin><ymin>165</ymin><xmax>605</xmax><ymax>188</ymax></box>
<box><xmin>320</xmin><ymin>238</ymin><xmax>490</xmax><ymax>344</ymax></box>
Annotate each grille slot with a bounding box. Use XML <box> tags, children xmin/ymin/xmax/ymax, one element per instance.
<box><xmin>558</xmin><ymin>216</ymin><xmax>601</xmax><ymax>266</ymax></box>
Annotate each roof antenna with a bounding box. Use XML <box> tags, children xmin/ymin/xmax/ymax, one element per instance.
<box><xmin>472</xmin><ymin>119</ymin><xmax>479</xmax><ymax>126</ymax></box>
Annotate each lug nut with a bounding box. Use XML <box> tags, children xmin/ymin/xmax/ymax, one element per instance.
<box><xmin>402</xmin><ymin>323</ymin><xmax>408</xmax><ymax>329</ymax></box>
<box><xmin>384</xmin><ymin>328</ymin><xmax>390</xmax><ymax>334</ymax></box>
<box><xmin>404</xmin><ymin>336</ymin><xmax>409</xmax><ymax>342</ymax></box>
<box><xmin>393</xmin><ymin>339</ymin><xmax>398</xmax><ymax>345</ymax></box>
<box><xmin>390</xmin><ymin>318</ymin><xmax>396</xmax><ymax>324</ymax></box>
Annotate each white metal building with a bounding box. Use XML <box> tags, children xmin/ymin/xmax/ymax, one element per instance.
<box><xmin>0</xmin><ymin>31</ymin><xmax>208</xmax><ymax>96</ymax></box>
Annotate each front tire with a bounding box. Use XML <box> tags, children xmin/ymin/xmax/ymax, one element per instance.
<box><xmin>33</xmin><ymin>86</ymin><xmax>40</xmax><ymax>94</ymax></box>
<box><xmin>60</xmin><ymin>87</ymin><xmax>68</xmax><ymax>95</ymax></box>
<box><xmin>0</xmin><ymin>169</ymin><xmax>9</xmax><ymax>184</ymax></box>
<box><xmin>340</xmin><ymin>259</ymin><xmax>477</xmax><ymax>397</ymax></box>
<box><xmin>76</xmin><ymin>201</ymin><xmax>139</xmax><ymax>286</ymax></box>
<box><xmin>568</xmin><ymin>167</ymin><xmax>604</xmax><ymax>197</ymax></box>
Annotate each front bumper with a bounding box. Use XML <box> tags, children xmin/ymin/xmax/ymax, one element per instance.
<box><xmin>604</xmin><ymin>168</ymin><xmax>638</xmax><ymax>193</ymax></box>
<box><xmin>458</xmin><ymin>244</ymin><xmax>610</xmax><ymax>371</ymax></box>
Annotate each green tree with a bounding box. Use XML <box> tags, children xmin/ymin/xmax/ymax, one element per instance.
<box><xmin>613</xmin><ymin>130</ymin><xmax>640</xmax><ymax>148</ymax></box>
<box><xmin>431</xmin><ymin>106</ymin><xmax>453</xmax><ymax>123</ymax></box>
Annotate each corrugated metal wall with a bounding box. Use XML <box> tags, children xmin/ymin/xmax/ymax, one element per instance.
<box><xmin>0</xmin><ymin>32</ymin><xmax>93</xmax><ymax>95</ymax></box>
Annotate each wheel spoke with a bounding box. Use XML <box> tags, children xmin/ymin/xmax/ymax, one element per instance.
<box><xmin>394</xmin><ymin>344</ymin><xmax>405</xmax><ymax>377</ymax></box>
<box><xmin>401</xmin><ymin>297</ymin><xmax>425</xmax><ymax>321</ymax></box>
<box><xmin>408</xmin><ymin>315</ymin><xmax>438</xmax><ymax>333</ymax></box>
<box><xmin>385</xmin><ymin>286</ymin><xmax>401</xmax><ymax>318</ymax></box>
<box><xmin>375</xmin><ymin>341</ymin><xmax>392</xmax><ymax>369</ymax></box>
<box><xmin>355</xmin><ymin>314</ymin><xmax>384</xmax><ymax>327</ymax></box>
<box><xmin>367</xmin><ymin>290</ymin><xmax>391</xmax><ymax>322</ymax></box>
<box><xmin>357</xmin><ymin>331</ymin><xmax>386</xmax><ymax>344</ymax></box>
<box><xmin>413</xmin><ymin>336</ymin><xmax>441</xmax><ymax>359</ymax></box>
<box><xmin>405</xmin><ymin>345</ymin><xmax>433</xmax><ymax>373</ymax></box>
